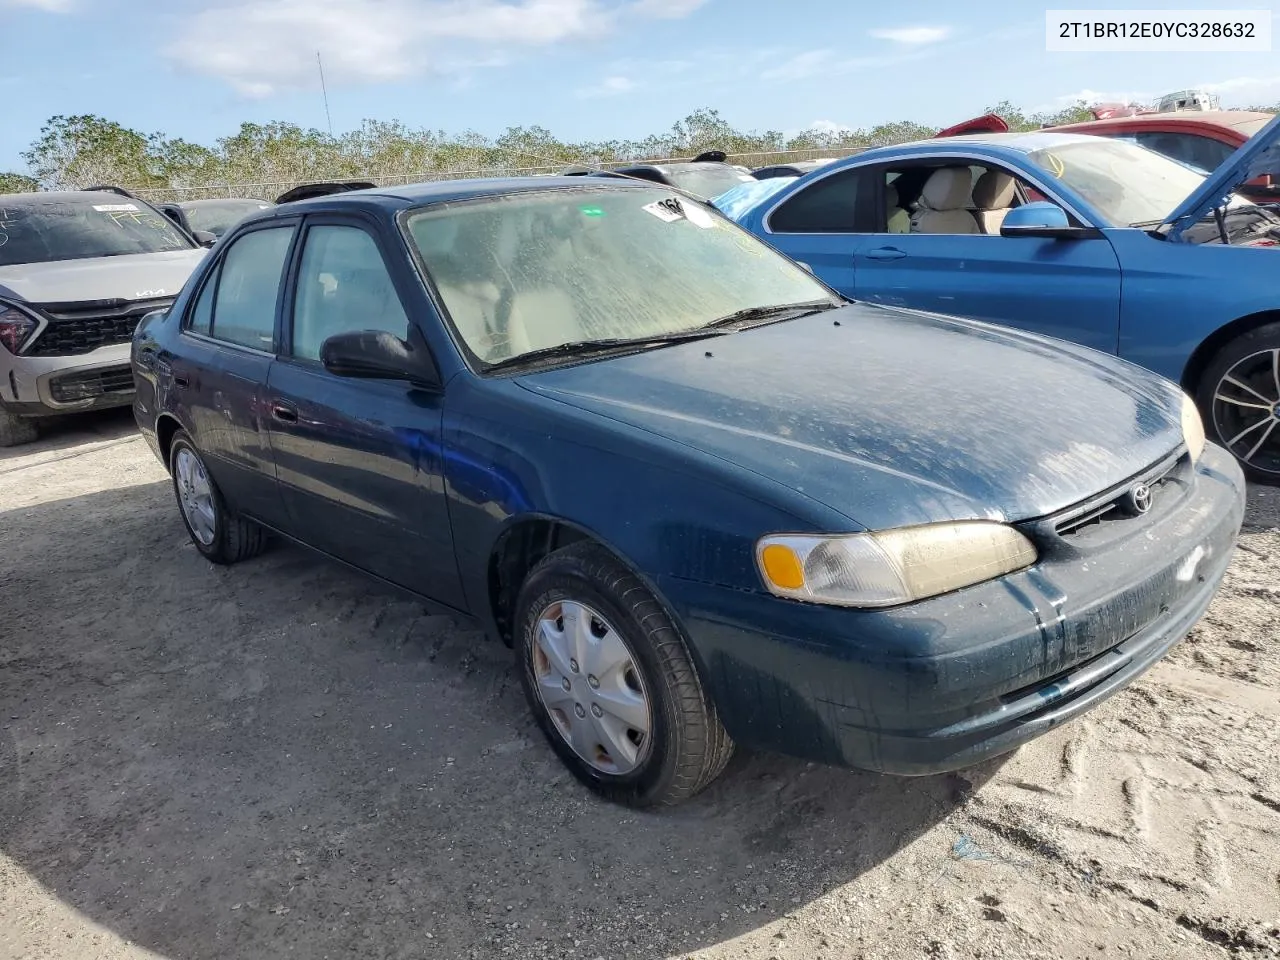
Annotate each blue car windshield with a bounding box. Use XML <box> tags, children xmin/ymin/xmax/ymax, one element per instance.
<box><xmin>405</xmin><ymin>187</ymin><xmax>835</xmax><ymax>366</ymax></box>
<box><xmin>1026</xmin><ymin>138</ymin><xmax>1246</xmax><ymax>227</ymax></box>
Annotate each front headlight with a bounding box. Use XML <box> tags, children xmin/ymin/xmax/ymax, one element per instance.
<box><xmin>756</xmin><ymin>521</ymin><xmax>1038</xmax><ymax>608</ymax></box>
<box><xmin>0</xmin><ymin>301</ymin><xmax>40</xmax><ymax>355</ymax></box>
<box><xmin>1181</xmin><ymin>392</ymin><xmax>1206</xmax><ymax>463</ymax></box>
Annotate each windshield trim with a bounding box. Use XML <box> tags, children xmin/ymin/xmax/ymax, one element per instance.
<box><xmin>397</xmin><ymin>184</ymin><xmax>842</xmax><ymax>376</ymax></box>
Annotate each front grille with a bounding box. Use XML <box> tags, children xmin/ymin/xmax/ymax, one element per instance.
<box><xmin>1049</xmin><ymin>453</ymin><xmax>1185</xmax><ymax>539</ymax></box>
<box><xmin>48</xmin><ymin>365</ymin><xmax>135</xmax><ymax>403</ymax></box>
<box><xmin>27</xmin><ymin>297</ymin><xmax>174</xmax><ymax>357</ymax></box>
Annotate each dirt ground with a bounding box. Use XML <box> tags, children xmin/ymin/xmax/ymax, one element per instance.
<box><xmin>1</xmin><ymin>409</ymin><xmax>1277</xmax><ymax>960</ymax></box>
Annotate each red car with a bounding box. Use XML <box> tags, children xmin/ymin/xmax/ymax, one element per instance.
<box><xmin>1047</xmin><ymin>111</ymin><xmax>1277</xmax><ymax>201</ymax></box>
<box><xmin>935</xmin><ymin>110</ymin><xmax>1277</xmax><ymax>202</ymax></box>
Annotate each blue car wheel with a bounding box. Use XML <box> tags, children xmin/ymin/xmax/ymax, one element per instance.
<box><xmin>1197</xmin><ymin>322</ymin><xmax>1280</xmax><ymax>483</ymax></box>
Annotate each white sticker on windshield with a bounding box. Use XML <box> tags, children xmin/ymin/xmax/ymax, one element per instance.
<box><xmin>679</xmin><ymin>199</ymin><xmax>715</xmax><ymax>229</ymax></box>
<box><xmin>92</xmin><ymin>203</ymin><xmax>139</xmax><ymax>212</ymax></box>
<box><xmin>642</xmin><ymin>198</ymin><xmax>684</xmax><ymax>223</ymax></box>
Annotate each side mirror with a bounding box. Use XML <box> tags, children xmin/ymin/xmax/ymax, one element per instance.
<box><xmin>1000</xmin><ymin>201</ymin><xmax>1099</xmax><ymax>240</ymax></box>
<box><xmin>192</xmin><ymin>230</ymin><xmax>218</xmax><ymax>248</ymax></box>
<box><xmin>320</xmin><ymin>330</ymin><xmax>438</xmax><ymax>388</ymax></box>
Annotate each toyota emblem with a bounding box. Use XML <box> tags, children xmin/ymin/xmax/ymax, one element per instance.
<box><xmin>1123</xmin><ymin>482</ymin><xmax>1153</xmax><ymax>516</ymax></box>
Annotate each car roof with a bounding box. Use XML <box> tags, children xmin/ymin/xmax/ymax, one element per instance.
<box><xmin>615</xmin><ymin>161</ymin><xmax>733</xmax><ymax>174</ymax></box>
<box><xmin>177</xmin><ymin>197</ymin><xmax>271</xmax><ymax>208</ymax></box>
<box><xmin>234</xmin><ymin>175</ymin><xmax>660</xmax><ymax>224</ymax></box>
<box><xmin>0</xmin><ymin>189</ymin><xmax>152</xmax><ymax>206</ymax></box>
<box><xmin>1051</xmin><ymin>110</ymin><xmax>1272</xmax><ymax>133</ymax></box>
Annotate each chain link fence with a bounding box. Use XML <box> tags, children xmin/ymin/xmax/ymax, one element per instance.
<box><xmin>128</xmin><ymin>146</ymin><xmax>867</xmax><ymax>203</ymax></box>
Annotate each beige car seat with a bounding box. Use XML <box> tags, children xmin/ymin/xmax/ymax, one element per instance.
<box><xmin>910</xmin><ymin>168</ymin><xmax>979</xmax><ymax>234</ymax></box>
<box><xmin>885</xmin><ymin>182</ymin><xmax>911</xmax><ymax>234</ymax></box>
<box><xmin>972</xmin><ymin>170</ymin><xmax>1017</xmax><ymax>234</ymax></box>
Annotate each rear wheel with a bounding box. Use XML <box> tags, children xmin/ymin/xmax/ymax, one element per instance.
<box><xmin>169</xmin><ymin>430</ymin><xmax>268</xmax><ymax>563</ymax></box>
<box><xmin>0</xmin><ymin>407</ymin><xmax>38</xmax><ymax>447</ymax></box>
<box><xmin>514</xmin><ymin>542</ymin><xmax>733</xmax><ymax>807</ymax></box>
<box><xmin>1196</xmin><ymin>323</ymin><xmax>1280</xmax><ymax>484</ymax></box>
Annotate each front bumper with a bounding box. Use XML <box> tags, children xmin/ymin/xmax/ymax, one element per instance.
<box><xmin>0</xmin><ymin>343</ymin><xmax>135</xmax><ymax>417</ymax></box>
<box><xmin>663</xmin><ymin>444</ymin><xmax>1246</xmax><ymax>775</ymax></box>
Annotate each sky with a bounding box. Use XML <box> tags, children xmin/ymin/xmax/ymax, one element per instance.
<box><xmin>2</xmin><ymin>0</ymin><xmax>1280</xmax><ymax>172</ymax></box>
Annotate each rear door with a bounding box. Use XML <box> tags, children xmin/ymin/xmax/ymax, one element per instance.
<box><xmin>174</xmin><ymin>220</ymin><xmax>297</xmax><ymax>525</ymax></box>
<box><xmin>264</xmin><ymin>215</ymin><xmax>464</xmax><ymax>608</ymax></box>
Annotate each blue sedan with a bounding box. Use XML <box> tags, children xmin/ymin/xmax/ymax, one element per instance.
<box><xmin>132</xmin><ymin>177</ymin><xmax>1243</xmax><ymax>807</ymax></box>
<box><xmin>717</xmin><ymin>115</ymin><xmax>1280</xmax><ymax>482</ymax></box>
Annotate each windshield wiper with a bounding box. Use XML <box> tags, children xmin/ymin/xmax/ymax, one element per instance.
<box><xmin>483</xmin><ymin>328</ymin><xmax>728</xmax><ymax>372</ymax></box>
<box><xmin>702</xmin><ymin>298</ymin><xmax>840</xmax><ymax>330</ymax></box>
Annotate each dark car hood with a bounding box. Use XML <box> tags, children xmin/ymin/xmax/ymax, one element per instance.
<box><xmin>517</xmin><ymin>304</ymin><xmax>1185</xmax><ymax>529</ymax></box>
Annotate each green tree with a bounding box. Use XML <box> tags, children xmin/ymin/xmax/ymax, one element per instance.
<box><xmin>0</xmin><ymin>172</ymin><xmax>39</xmax><ymax>194</ymax></box>
<box><xmin>22</xmin><ymin>114</ymin><xmax>165</xmax><ymax>190</ymax></box>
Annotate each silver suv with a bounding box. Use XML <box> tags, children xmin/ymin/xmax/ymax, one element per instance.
<box><xmin>0</xmin><ymin>190</ymin><xmax>208</xmax><ymax>446</ymax></box>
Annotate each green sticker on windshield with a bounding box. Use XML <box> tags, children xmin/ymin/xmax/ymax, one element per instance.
<box><xmin>579</xmin><ymin>205</ymin><xmax>605</xmax><ymax>217</ymax></box>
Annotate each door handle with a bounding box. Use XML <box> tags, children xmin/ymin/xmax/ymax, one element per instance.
<box><xmin>271</xmin><ymin>400</ymin><xmax>299</xmax><ymax>424</ymax></box>
<box><xmin>865</xmin><ymin>247</ymin><xmax>907</xmax><ymax>261</ymax></box>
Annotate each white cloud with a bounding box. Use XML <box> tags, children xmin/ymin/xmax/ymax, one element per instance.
<box><xmin>168</xmin><ymin>0</ymin><xmax>703</xmax><ymax>97</ymax></box>
<box><xmin>1200</xmin><ymin>74</ymin><xmax>1280</xmax><ymax>104</ymax></box>
<box><xmin>808</xmin><ymin>119</ymin><xmax>853</xmax><ymax>136</ymax></box>
<box><xmin>761</xmin><ymin>49</ymin><xmax>834</xmax><ymax>82</ymax></box>
<box><xmin>576</xmin><ymin>74</ymin><xmax>636</xmax><ymax>98</ymax></box>
<box><xmin>869</xmin><ymin>25</ymin><xmax>950</xmax><ymax>45</ymax></box>
<box><xmin>0</xmin><ymin>0</ymin><xmax>72</xmax><ymax>10</ymax></box>
<box><xmin>762</xmin><ymin>45</ymin><xmax>935</xmax><ymax>83</ymax></box>
<box><xmin>629</xmin><ymin>0</ymin><xmax>707</xmax><ymax>17</ymax></box>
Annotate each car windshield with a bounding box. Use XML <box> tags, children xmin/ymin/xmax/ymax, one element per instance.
<box><xmin>665</xmin><ymin>165</ymin><xmax>753</xmax><ymax>199</ymax></box>
<box><xmin>0</xmin><ymin>197</ymin><xmax>192</xmax><ymax>266</ymax></box>
<box><xmin>183</xmin><ymin>199</ymin><xmax>272</xmax><ymax>236</ymax></box>
<box><xmin>405</xmin><ymin>187</ymin><xmax>835</xmax><ymax>367</ymax></box>
<box><xmin>1026</xmin><ymin>139</ymin><xmax>1227</xmax><ymax>226</ymax></box>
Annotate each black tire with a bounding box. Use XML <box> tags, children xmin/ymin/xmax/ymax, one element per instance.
<box><xmin>0</xmin><ymin>406</ymin><xmax>38</xmax><ymax>447</ymax></box>
<box><xmin>168</xmin><ymin>430</ymin><xmax>268</xmax><ymax>564</ymax></box>
<box><xmin>514</xmin><ymin>542</ymin><xmax>733</xmax><ymax>808</ymax></box>
<box><xmin>1194</xmin><ymin>322</ymin><xmax>1280</xmax><ymax>484</ymax></box>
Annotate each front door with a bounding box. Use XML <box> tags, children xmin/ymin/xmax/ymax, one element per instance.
<box><xmin>852</xmin><ymin>162</ymin><xmax>1124</xmax><ymax>354</ymax></box>
<box><xmin>265</xmin><ymin>217</ymin><xmax>464</xmax><ymax>609</ymax></box>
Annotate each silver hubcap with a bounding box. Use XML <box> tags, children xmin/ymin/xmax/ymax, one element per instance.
<box><xmin>531</xmin><ymin>600</ymin><xmax>651</xmax><ymax>775</ymax></box>
<box><xmin>174</xmin><ymin>447</ymin><xmax>217</xmax><ymax>545</ymax></box>
<box><xmin>1213</xmin><ymin>347</ymin><xmax>1280</xmax><ymax>475</ymax></box>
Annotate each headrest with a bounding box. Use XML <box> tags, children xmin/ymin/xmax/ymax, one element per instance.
<box><xmin>920</xmin><ymin>167</ymin><xmax>972</xmax><ymax>211</ymax></box>
<box><xmin>972</xmin><ymin>170</ymin><xmax>1016</xmax><ymax>210</ymax></box>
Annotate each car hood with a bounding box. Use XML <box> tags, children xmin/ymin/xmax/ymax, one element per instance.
<box><xmin>516</xmin><ymin>304</ymin><xmax>1186</xmax><ymax>529</ymax></box>
<box><xmin>0</xmin><ymin>249</ymin><xmax>207</xmax><ymax>305</ymax></box>
<box><xmin>1164</xmin><ymin>110</ymin><xmax>1280</xmax><ymax>240</ymax></box>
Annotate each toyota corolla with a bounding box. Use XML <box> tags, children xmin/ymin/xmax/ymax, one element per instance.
<box><xmin>131</xmin><ymin>178</ymin><xmax>1245</xmax><ymax>807</ymax></box>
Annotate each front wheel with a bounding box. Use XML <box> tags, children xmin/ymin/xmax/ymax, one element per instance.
<box><xmin>1196</xmin><ymin>322</ymin><xmax>1280</xmax><ymax>484</ymax></box>
<box><xmin>515</xmin><ymin>543</ymin><xmax>733</xmax><ymax>807</ymax></box>
<box><xmin>168</xmin><ymin>430</ymin><xmax>268</xmax><ymax>564</ymax></box>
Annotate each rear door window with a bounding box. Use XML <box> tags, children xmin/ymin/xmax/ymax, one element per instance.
<box><xmin>769</xmin><ymin>168</ymin><xmax>868</xmax><ymax>233</ymax></box>
<box><xmin>204</xmin><ymin>227</ymin><xmax>294</xmax><ymax>351</ymax></box>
